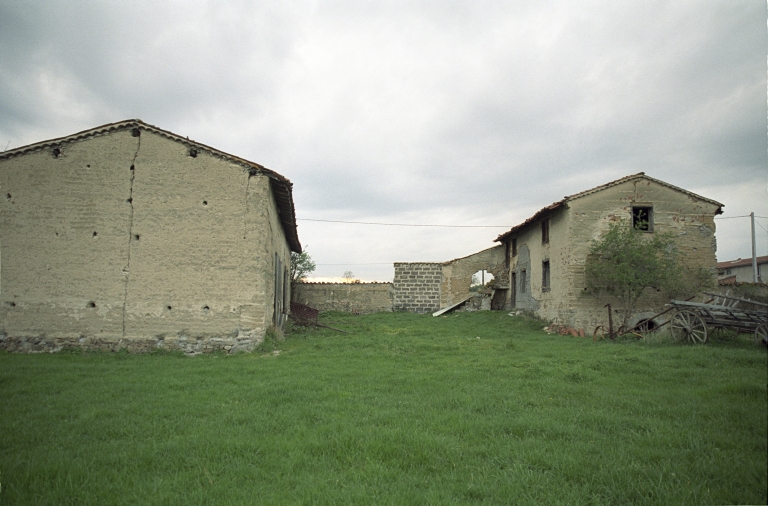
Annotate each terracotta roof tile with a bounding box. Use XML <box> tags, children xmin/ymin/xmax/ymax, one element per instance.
<box><xmin>717</xmin><ymin>256</ymin><xmax>768</xmax><ymax>269</ymax></box>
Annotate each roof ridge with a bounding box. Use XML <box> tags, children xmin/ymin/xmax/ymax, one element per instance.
<box><xmin>0</xmin><ymin>119</ymin><xmax>302</xmax><ymax>252</ymax></box>
<box><xmin>495</xmin><ymin>173</ymin><xmax>724</xmax><ymax>243</ymax></box>
<box><xmin>717</xmin><ymin>255</ymin><xmax>768</xmax><ymax>268</ymax></box>
<box><xmin>564</xmin><ymin>172</ymin><xmax>723</xmax><ymax>208</ymax></box>
<box><xmin>0</xmin><ymin>118</ymin><xmax>285</xmax><ymax>179</ymax></box>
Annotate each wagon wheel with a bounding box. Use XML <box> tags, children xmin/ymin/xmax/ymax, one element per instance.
<box><xmin>755</xmin><ymin>323</ymin><xmax>768</xmax><ymax>346</ymax></box>
<box><xmin>635</xmin><ymin>320</ymin><xmax>652</xmax><ymax>333</ymax></box>
<box><xmin>670</xmin><ymin>310</ymin><xmax>708</xmax><ymax>344</ymax></box>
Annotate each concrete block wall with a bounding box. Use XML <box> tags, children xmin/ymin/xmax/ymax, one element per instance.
<box><xmin>393</xmin><ymin>263</ymin><xmax>442</xmax><ymax>313</ymax></box>
<box><xmin>292</xmin><ymin>282</ymin><xmax>394</xmax><ymax>313</ymax></box>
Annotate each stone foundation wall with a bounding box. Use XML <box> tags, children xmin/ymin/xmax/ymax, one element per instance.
<box><xmin>393</xmin><ymin>263</ymin><xmax>442</xmax><ymax>313</ymax></box>
<box><xmin>292</xmin><ymin>282</ymin><xmax>393</xmax><ymax>313</ymax></box>
<box><xmin>0</xmin><ymin>330</ymin><xmax>260</xmax><ymax>355</ymax></box>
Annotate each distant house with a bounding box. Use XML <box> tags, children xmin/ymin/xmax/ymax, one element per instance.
<box><xmin>493</xmin><ymin>173</ymin><xmax>723</xmax><ymax>332</ymax></box>
<box><xmin>717</xmin><ymin>256</ymin><xmax>767</xmax><ymax>284</ymax></box>
<box><xmin>0</xmin><ymin>119</ymin><xmax>301</xmax><ymax>353</ymax></box>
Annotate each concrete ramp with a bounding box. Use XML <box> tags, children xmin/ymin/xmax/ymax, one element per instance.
<box><xmin>432</xmin><ymin>296</ymin><xmax>472</xmax><ymax>317</ymax></box>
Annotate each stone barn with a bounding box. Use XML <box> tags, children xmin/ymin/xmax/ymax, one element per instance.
<box><xmin>0</xmin><ymin>119</ymin><xmax>301</xmax><ymax>353</ymax></box>
<box><xmin>494</xmin><ymin>173</ymin><xmax>723</xmax><ymax>332</ymax></box>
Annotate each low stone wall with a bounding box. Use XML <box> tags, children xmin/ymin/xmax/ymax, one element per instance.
<box><xmin>292</xmin><ymin>282</ymin><xmax>394</xmax><ymax>313</ymax></box>
<box><xmin>393</xmin><ymin>263</ymin><xmax>442</xmax><ymax>313</ymax></box>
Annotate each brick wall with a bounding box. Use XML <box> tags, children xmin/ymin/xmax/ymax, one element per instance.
<box><xmin>393</xmin><ymin>263</ymin><xmax>442</xmax><ymax>313</ymax></box>
<box><xmin>293</xmin><ymin>282</ymin><xmax>393</xmax><ymax>313</ymax></box>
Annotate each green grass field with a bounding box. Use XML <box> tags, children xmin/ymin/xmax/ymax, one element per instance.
<box><xmin>1</xmin><ymin>311</ymin><xmax>766</xmax><ymax>505</ymax></box>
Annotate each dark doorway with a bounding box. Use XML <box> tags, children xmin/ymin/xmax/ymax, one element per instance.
<box><xmin>510</xmin><ymin>272</ymin><xmax>517</xmax><ymax>307</ymax></box>
<box><xmin>491</xmin><ymin>289</ymin><xmax>507</xmax><ymax>310</ymax></box>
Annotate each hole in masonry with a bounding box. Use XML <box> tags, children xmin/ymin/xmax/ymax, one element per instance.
<box><xmin>126</xmin><ymin>197</ymin><xmax>132</xmax><ymax>203</ymax></box>
<box><xmin>203</xmin><ymin>305</ymin><xmax>210</xmax><ymax>311</ymax></box>
<box><xmin>92</xmin><ymin>231</ymin><xmax>98</xmax><ymax>237</ymax></box>
<box><xmin>188</xmin><ymin>148</ymin><xmax>198</xmax><ymax>158</ymax></box>
<box><xmin>55</xmin><ymin>232</ymin><xmax>59</xmax><ymax>237</ymax></box>
<box><xmin>202</xmin><ymin>201</ymin><xmax>208</xmax><ymax>206</ymax></box>
<box><xmin>86</xmin><ymin>164</ymin><xmax>91</xmax><ymax>168</ymax></box>
<box><xmin>8</xmin><ymin>302</ymin><xmax>16</xmax><ymax>307</ymax></box>
<box><xmin>52</xmin><ymin>147</ymin><xmax>61</xmax><ymax>158</ymax></box>
<box><xmin>131</xmin><ymin>128</ymin><xmax>141</xmax><ymax>137</ymax></box>
<box><xmin>134</xmin><ymin>234</ymin><xmax>140</xmax><ymax>241</ymax></box>
<box><xmin>87</xmin><ymin>301</ymin><xmax>96</xmax><ymax>308</ymax></box>
<box><xmin>5</xmin><ymin>193</ymin><xmax>11</xmax><ymax>200</ymax></box>
<box><xmin>166</xmin><ymin>305</ymin><xmax>172</xmax><ymax>311</ymax></box>
<box><xmin>130</xmin><ymin>164</ymin><xmax>135</xmax><ymax>171</ymax></box>
<box><xmin>470</xmin><ymin>269</ymin><xmax>494</xmax><ymax>292</ymax></box>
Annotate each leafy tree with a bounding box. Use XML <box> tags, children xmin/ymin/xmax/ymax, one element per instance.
<box><xmin>470</xmin><ymin>273</ymin><xmax>481</xmax><ymax>292</ymax></box>
<box><xmin>342</xmin><ymin>271</ymin><xmax>360</xmax><ymax>283</ymax></box>
<box><xmin>290</xmin><ymin>248</ymin><xmax>316</xmax><ymax>284</ymax></box>
<box><xmin>585</xmin><ymin>220</ymin><xmax>714</xmax><ymax>327</ymax></box>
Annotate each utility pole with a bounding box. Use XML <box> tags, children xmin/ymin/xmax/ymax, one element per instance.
<box><xmin>751</xmin><ymin>212</ymin><xmax>758</xmax><ymax>282</ymax></box>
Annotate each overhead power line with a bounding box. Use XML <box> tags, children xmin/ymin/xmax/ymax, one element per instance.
<box><xmin>297</xmin><ymin>218</ymin><xmax>511</xmax><ymax>228</ymax></box>
<box><xmin>300</xmin><ymin>215</ymin><xmax>766</xmax><ymax>228</ymax></box>
<box><xmin>315</xmin><ymin>263</ymin><xmax>393</xmax><ymax>266</ymax></box>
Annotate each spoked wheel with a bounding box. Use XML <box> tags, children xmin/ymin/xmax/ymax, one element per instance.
<box><xmin>755</xmin><ymin>323</ymin><xmax>768</xmax><ymax>346</ymax></box>
<box><xmin>670</xmin><ymin>310</ymin><xmax>708</xmax><ymax>344</ymax></box>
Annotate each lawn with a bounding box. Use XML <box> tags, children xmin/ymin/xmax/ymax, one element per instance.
<box><xmin>1</xmin><ymin>311</ymin><xmax>766</xmax><ymax>505</ymax></box>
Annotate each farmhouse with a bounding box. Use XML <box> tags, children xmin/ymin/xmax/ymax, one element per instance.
<box><xmin>494</xmin><ymin>173</ymin><xmax>723</xmax><ymax>331</ymax></box>
<box><xmin>717</xmin><ymin>256</ymin><xmax>767</xmax><ymax>284</ymax></box>
<box><xmin>0</xmin><ymin>119</ymin><xmax>300</xmax><ymax>353</ymax></box>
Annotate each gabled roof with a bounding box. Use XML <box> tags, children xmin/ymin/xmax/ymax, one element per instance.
<box><xmin>495</xmin><ymin>172</ymin><xmax>724</xmax><ymax>243</ymax></box>
<box><xmin>0</xmin><ymin>119</ymin><xmax>301</xmax><ymax>252</ymax></box>
<box><xmin>717</xmin><ymin>256</ymin><xmax>768</xmax><ymax>269</ymax></box>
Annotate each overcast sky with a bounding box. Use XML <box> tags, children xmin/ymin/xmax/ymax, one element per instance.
<box><xmin>1</xmin><ymin>0</ymin><xmax>765</xmax><ymax>281</ymax></box>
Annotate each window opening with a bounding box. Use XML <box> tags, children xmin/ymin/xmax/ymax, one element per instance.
<box><xmin>542</xmin><ymin>261</ymin><xmax>550</xmax><ymax>291</ymax></box>
<box><xmin>470</xmin><ymin>270</ymin><xmax>494</xmax><ymax>292</ymax></box>
<box><xmin>520</xmin><ymin>269</ymin><xmax>527</xmax><ymax>293</ymax></box>
<box><xmin>511</xmin><ymin>238</ymin><xmax>517</xmax><ymax>256</ymax></box>
<box><xmin>542</xmin><ymin>220</ymin><xmax>549</xmax><ymax>244</ymax></box>
<box><xmin>632</xmin><ymin>206</ymin><xmax>653</xmax><ymax>231</ymax></box>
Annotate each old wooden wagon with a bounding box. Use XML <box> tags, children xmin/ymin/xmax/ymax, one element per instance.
<box><xmin>668</xmin><ymin>293</ymin><xmax>768</xmax><ymax>344</ymax></box>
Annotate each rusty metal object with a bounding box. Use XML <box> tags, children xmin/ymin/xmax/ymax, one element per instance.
<box><xmin>605</xmin><ymin>304</ymin><xmax>614</xmax><ymax>340</ymax></box>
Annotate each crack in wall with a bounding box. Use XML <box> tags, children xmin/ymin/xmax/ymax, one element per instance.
<box><xmin>122</xmin><ymin>133</ymin><xmax>141</xmax><ymax>338</ymax></box>
<box><xmin>243</xmin><ymin>175</ymin><xmax>251</xmax><ymax>240</ymax></box>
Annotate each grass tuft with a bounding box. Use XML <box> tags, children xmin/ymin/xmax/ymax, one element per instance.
<box><xmin>0</xmin><ymin>311</ymin><xmax>765</xmax><ymax>504</ymax></box>
<box><xmin>255</xmin><ymin>325</ymin><xmax>284</xmax><ymax>353</ymax></box>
